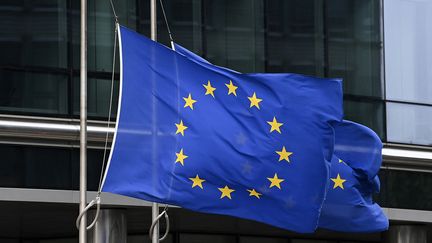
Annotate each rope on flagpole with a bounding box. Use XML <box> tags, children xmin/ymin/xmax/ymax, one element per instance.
<box><xmin>109</xmin><ymin>0</ymin><xmax>119</xmax><ymax>20</ymax></box>
<box><xmin>149</xmin><ymin>205</ymin><xmax>170</xmax><ymax>241</ymax></box>
<box><xmin>76</xmin><ymin>0</ymin><xmax>118</xmax><ymax>231</ymax></box>
<box><xmin>97</xmin><ymin>5</ymin><xmax>118</xmax><ymax>200</ymax></box>
<box><xmin>159</xmin><ymin>0</ymin><xmax>175</xmax><ymax>50</ymax></box>
<box><xmin>76</xmin><ymin>196</ymin><xmax>101</xmax><ymax>230</ymax></box>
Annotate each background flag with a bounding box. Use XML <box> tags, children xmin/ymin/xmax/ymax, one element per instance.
<box><xmin>319</xmin><ymin>120</ymin><xmax>389</xmax><ymax>232</ymax></box>
<box><xmin>102</xmin><ymin>26</ymin><xmax>343</xmax><ymax>233</ymax></box>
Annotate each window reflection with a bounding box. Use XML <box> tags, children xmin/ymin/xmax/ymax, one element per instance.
<box><xmin>0</xmin><ymin>144</ymin><xmax>104</xmax><ymax>190</ymax></box>
<box><xmin>385</xmin><ymin>0</ymin><xmax>432</xmax><ymax>104</ymax></box>
<box><xmin>292</xmin><ymin>240</ymin><xmax>337</xmax><ymax>243</ymax></box>
<box><xmin>327</xmin><ymin>0</ymin><xmax>382</xmax><ymax>97</ymax></box>
<box><xmin>150</xmin><ymin>0</ymin><xmax>203</xmax><ymax>54</ymax></box>
<box><xmin>266</xmin><ymin>0</ymin><xmax>324</xmax><ymax>76</ymax></box>
<box><xmin>72</xmin><ymin>0</ymin><xmax>137</xmax><ymax>71</ymax></box>
<box><xmin>0</xmin><ymin>70</ymin><xmax>68</xmax><ymax>114</ymax></box>
<box><xmin>343</xmin><ymin>99</ymin><xmax>384</xmax><ymax>139</ymax></box>
<box><xmin>128</xmin><ymin>234</ymin><xmax>173</xmax><ymax>243</ymax></box>
<box><xmin>39</xmin><ymin>239</ymin><xmax>77</xmax><ymax>243</ymax></box>
<box><xmin>180</xmin><ymin>234</ymin><xmax>236</xmax><ymax>243</ymax></box>
<box><xmin>239</xmin><ymin>236</ymin><xmax>288</xmax><ymax>243</ymax></box>
<box><xmin>387</xmin><ymin>102</ymin><xmax>432</xmax><ymax>145</ymax></box>
<box><xmin>379</xmin><ymin>169</ymin><xmax>432</xmax><ymax>210</ymax></box>
<box><xmin>0</xmin><ymin>0</ymin><xmax>68</xmax><ymax>68</ymax></box>
<box><xmin>73</xmin><ymin>77</ymin><xmax>119</xmax><ymax>118</ymax></box>
<box><xmin>204</xmin><ymin>0</ymin><xmax>265</xmax><ymax>73</ymax></box>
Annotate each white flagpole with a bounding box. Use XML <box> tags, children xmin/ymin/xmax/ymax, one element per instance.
<box><xmin>79</xmin><ymin>0</ymin><xmax>88</xmax><ymax>242</ymax></box>
<box><xmin>150</xmin><ymin>0</ymin><xmax>160</xmax><ymax>243</ymax></box>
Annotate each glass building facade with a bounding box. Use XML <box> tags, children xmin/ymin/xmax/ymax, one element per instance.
<box><xmin>0</xmin><ymin>0</ymin><xmax>431</xmax><ymax>242</ymax></box>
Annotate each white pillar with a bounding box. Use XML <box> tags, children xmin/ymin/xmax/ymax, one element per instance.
<box><xmin>88</xmin><ymin>209</ymin><xmax>127</xmax><ymax>243</ymax></box>
<box><xmin>385</xmin><ymin>225</ymin><xmax>427</xmax><ymax>243</ymax></box>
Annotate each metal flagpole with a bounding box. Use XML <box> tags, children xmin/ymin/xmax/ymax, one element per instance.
<box><xmin>150</xmin><ymin>0</ymin><xmax>160</xmax><ymax>243</ymax></box>
<box><xmin>79</xmin><ymin>0</ymin><xmax>88</xmax><ymax>242</ymax></box>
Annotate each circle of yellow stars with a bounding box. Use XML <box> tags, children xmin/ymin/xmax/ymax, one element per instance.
<box><xmin>169</xmin><ymin>78</ymin><xmax>345</xmax><ymax>201</ymax></box>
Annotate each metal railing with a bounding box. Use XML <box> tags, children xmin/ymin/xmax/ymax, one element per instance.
<box><xmin>0</xmin><ymin>114</ymin><xmax>114</xmax><ymax>148</ymax></box>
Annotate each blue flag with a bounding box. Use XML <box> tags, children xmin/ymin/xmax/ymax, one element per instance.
<box><xmin>102</xmin><ymin>25</ymin><xmax>343</xmax><ymax>233</ymax></box>
<box><xmin>319</xmin><ymin>120</ymin><xmax>389</xmax><ymax>232</ymax></box>
<box><xmin>176</xmin><ymin>45</ymin><xmax>389</xmax><ymax>232</ymax></box>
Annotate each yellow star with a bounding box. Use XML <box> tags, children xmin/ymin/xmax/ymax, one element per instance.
<box><xmin>276</xmin><ymin>146</ymin><xmax>293</xmax><ymax>162</ymax></box>
<box><xmin>203</xmin><ymin>81</ymin><xmax>216</xmax><ymax>98</ymax></box>
<box><xmin>175</xmin><ymin>148</ymin><xmax>188</xmax><ymax>166</ymax></box>
<box><xmin>218</xmin><ymin>185</ymin><xmax>235</xmax><ymax>199</ymax></box>
<box><xmin>331</xmin><ymin>173</ymin><xmax>346</xmax><ymax>189</ymax></box>
<box><xmin>189</xmin><ymin>175</ymin><xmax>205</xmax><ymax>189</ymax></box>
<box><xmin>267</xmin><ymin>173</ymin><xmax>285</xmax><ymax>189</ymax></box>
<box><xmin>183</xmin><ymin>93</ymin><xmax>197</xmax><ymax>110</ymax></box>
<box><xmin>338</xmin><ymin>159</ymin><xmax>347</xmax><ymax>165</ymax></box>
<box><xmin>267</xmin><ymin>117</ymin><xmax>283</xmax><ymax>133</ymax></box>
<box><xmin>225</xmin><ymin>80</ymin><xmax>238</xmax><ymax>96</ymax></box>
<box><xmin>248</xmin><ymin>92</ymin><xmax>262</xmax><ymax>109</ymax></box>
<box><xmin>247</xmin><ymin>189</ymin><xmax>262</xmax><ymax>199</ymax></box>
<box><xmin>175</xmin><ymin>120</ymin><xmax>188</xmax><ymax>136</ymax></box>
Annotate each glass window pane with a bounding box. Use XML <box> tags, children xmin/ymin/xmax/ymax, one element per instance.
<box><xmin>180</xmin><ymin>234</ymin><xmax>236</xmax><ymax>243</ymax></box>
<box><xmin>204</xmin><ymin>0</ymin><xmax>265</xmax><ymax>73</ymax></box>
<box><xmin>71</xmin><ymin>148</ymin><xmax>104</xmax><ymax>191</ymax></box>
<box><xmin>153</xmin><ymin>0</ymin><xmax>203</xmax><ymax>54</ymax></box>
<box><xmin>0</xmin><ymin>240</ymin><xmax>19</xmax><ymax>243</ymax></box>
<box><xmin>373</xmin><ymin>170</ymin><xmax>387</xmax><ymax>208</ymax></box>
<box><xmin>72</xmin><ymin>0</ymin><xmax>138</xmax><ymax>71</ymax></box>
<box><xmin>239</xmin><ymin>236</ymin><xmax>288</xmax><ymax>243</ymax></box>
<box><xmin>292</xmin><ymin>240</ymin><xmax>336</xmax><ymax>243</ymax></box>
<box><xmin>386</xmin><ymin>102</ymin><xmax>432</xmax><ymax>145</ymax></box>
<box><xmin>327</xmin><ymin>0</ymin><xmax>382</xmax><ymax>97</ymax></box>
<box><xmin>0</xmin><ymin>145</ymin><xmax>24</xmax><ymax>187</ymax></box>
<box><xmin>266</xmin><ymin>0</ymin><xmax>324</xmax><ymax>76</ymax></box>
<box><xmin>0</xmin><ymin>70</ymin><xmax>68</xmax><ymax>114</ymax></box>
<box><xmin>384</xmin><ymin>0</ymin><xmax>432</xmax><ymax>104</ymax></box>
<box><xmin>344</xmin><ymin>99</ymin><xmax>385</xmax><ymax>140</ymax></box>
<box><xmin>0</xmin><ymin>144</ymin><xmax>103</xmax><ymax>191</ymax></box>
<box><xmin>40</xmin><ymin>239</ymin><xmax>77</xmax><ymax>243</ymax></box>
<box><xmin>0</xmin><ymin>145</ymin><xmax>72</xmax><ymax>189</ymax></box>
<box><xmin>379</xmin><ymin>169</ymin><xmax>432</xmax><ymax>210</ymax></box>
<box><xmin>73</xmin><ymin>77</ymin><xmax>119</xmax><ymax>118</ymax></box>
<box><xmin>128</xmin><ymin>234</ymin><xmax>173</xmax><ymax>243</ymax></box>
<box><xmin>0</xmin><ymin>0</ymin><xmax>67</xmax><ymax>68</ymax></box>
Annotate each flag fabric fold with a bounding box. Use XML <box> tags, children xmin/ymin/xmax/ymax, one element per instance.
<box><xmin>175</xmin><ymin>40</ymin><xmax>388</xmax><ymax>232</ymax></box>
<box><xmin>102</xmin><ymin>25</ymin><xmax>344</xmax><ymax>233</ymax></box>
<box><xmin>319</xmin><ymin>120</ymin><xmax>389</xmax><ymax>232</ymax></box>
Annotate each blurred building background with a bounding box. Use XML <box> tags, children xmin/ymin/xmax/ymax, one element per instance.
<box><xmin>0</xmin><ymin>0</ymin><xmax>431</xmax><ymax>242</ymax></box>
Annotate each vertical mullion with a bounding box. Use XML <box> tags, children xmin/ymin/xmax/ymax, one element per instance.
<box><xmin>263</xmin><ymin>0</ymin><xmax>268</xmax><ymax>72</ymax></box>
<box><xmin>323</xmin><ymin>0</ymin><xmax>329</xmax><ymax>78</ymax></box>
<box><xmin>313</xmin><ymin>0</ymin><xmax>323</xmax><ymax>77</ymax></box>
<box><xmin>66</xmin><ymin>0</ymin><xmax>74</xmax><ymax>117</ymax></box>
<box><xmin>136</xmin><ymin>0</ymin><xmax>140</xmax><ymax>33</ymax></box>
<box><xmin>201</xmin><ymin>0</ymin><xmax>207</xmax><ymax>59</ymax></box>
<box><xmin>380</xmin><ymin>0</ymin><xmax>388</xmax><ymax>142</ymax></box>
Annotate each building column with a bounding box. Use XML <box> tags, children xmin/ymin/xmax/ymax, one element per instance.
<box><xmin>385</xmin><ymin>225</ymin><xmax>427</xmax><ymax>243</ymax></box>
<box><xmin>88</xmin><ymin>209</ymin><xmax>127</xmax><ymax>243</ymax></box>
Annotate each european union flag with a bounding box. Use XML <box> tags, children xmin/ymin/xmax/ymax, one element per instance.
<box><xmin>102</xmin><ymin>25</ymin><xmax>343</xmax><ymax>233</ymax></box>
<box><xmin>319</xmin><ymin>120</ymin><xmax>389</xmax><ymax>232</ymax></box>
